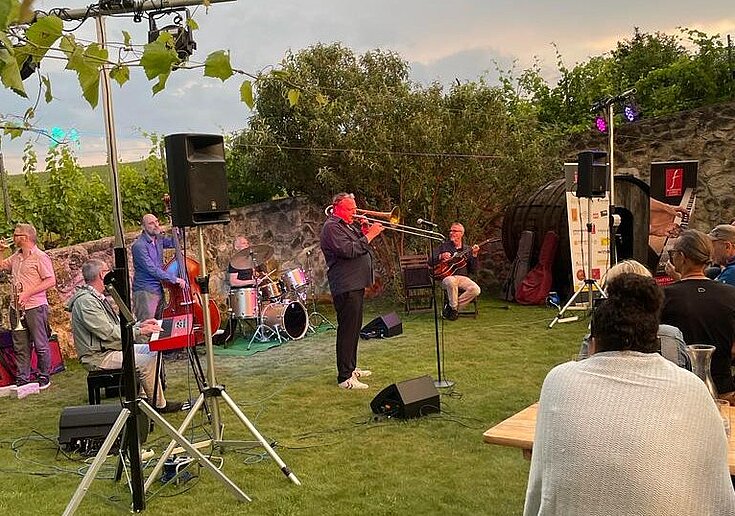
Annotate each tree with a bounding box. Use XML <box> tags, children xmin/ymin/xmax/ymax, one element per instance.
<box><xmin>234</xmin><ymin>43</ymin><xmax>563</xmax><ymax>292</ymax></box>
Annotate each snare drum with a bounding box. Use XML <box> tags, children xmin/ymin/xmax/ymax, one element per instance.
<box><xmin>259</xmin><ymin>280</ymin><xmax>283</xmax><ymax>301</ymax></box>
<box><xmin>229</xmin><ymin>288</ymin><xmax>258</xmax><ymax>319</ymax></box>
<box><xmin>262</xmin><ymin>301</ymin><xmax>308</xmax><ymax>340</ymax></box>
<box><xmin>281</xmin><ymin>267</ymin><xmax>309</xmax><ymax>291</ymax></box>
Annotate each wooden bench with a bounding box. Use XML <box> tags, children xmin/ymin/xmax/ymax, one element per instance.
<box><xmin>86</xmin><ymin>369</ymin><xmax>123</xmax><ymax>405</ymax></box>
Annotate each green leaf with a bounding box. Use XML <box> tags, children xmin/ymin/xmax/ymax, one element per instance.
<box><xmin>122</xmin><ymin>30</ymin><xmax>132</xmax><ymax>48</ymax></box>
<box><xmin>59</xmin><ymin>34</ymin><xmax>77</xmax><ymax>57</ymax></box>
<box><xmin>0</xmin><ymin>0</ymin><xmax>20</xmax><ymax>31</ymax></box>
<box><xmin>287</xmin><ymin>88</ymin><xmax>300</xmax><ymax>107</ymax></box>
<box><xmin>316</xmin><ymin>92</ymin><xmax>329</xmax><ymax>106</ymax></box>
<box><xmin>65</xmin><ymin>43</ymin><xmax>108</xmax><ymax>108</ymax></box>
<box><xmin>24</xmin><ymin>15</ymin><xmax>63</xmax><ymax>61</ymax></box>
<box><xmin>0</xmin><ymin>48</ymin><xmax>26</xmax><ymax>97</ymax></box>
<box><xmin>151</xmin><ymin>73</ymin><xmax>170</xmax><ymax>95</ymax></box>
<box><xmin>109</xmin><ymin>64</ymin><xmax>130</xmax><ymax>87</ymax></box>
<box><xmin>41</xmin><ymin>74</ymin><xmax>52</xmax><ymax>103</ymax></box>
<box><xmin>204</xmin><ymin>50</ymin><xmax>233</xmax><ymax>81</ymax></box>
<box><xmin>140</xmin><ymin>35</ymin><xmax>179</xmax><ymax>81</ymax></box>
<box><xmin>240</xmin><ymin>79</ymin><xmax>254</xmax><ymax>108</ymax></box>
<box><xmin>187</xmin><ymin>18</ymin><xmax>199</xmax><ymax>30</ymax></box>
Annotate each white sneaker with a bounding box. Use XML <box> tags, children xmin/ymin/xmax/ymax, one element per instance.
<box><xmin>338</xmin><ymin>377</ymin><xmax>369</xmax><ymax>390</ymax></box>
<box><xmin>353</xmin><ymin>368</ymin><xmax>372</xmax><ymax>379</ymax></box>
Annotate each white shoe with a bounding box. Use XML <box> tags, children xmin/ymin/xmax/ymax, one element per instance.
<box><xmin>353</xmin><ymin>368</ymin><xmax>372</xmax><ymax>378</ymax></box>
<box><xmin>338</xmin><ymin>377</ymin><xmax>369</xmax><ymax>390</ymax></box>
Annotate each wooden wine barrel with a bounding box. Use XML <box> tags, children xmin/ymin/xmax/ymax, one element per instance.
<box><xmin>502</xmin><ymin>176</ymin><xmax>651</xmax><ymax>298</ymax></box>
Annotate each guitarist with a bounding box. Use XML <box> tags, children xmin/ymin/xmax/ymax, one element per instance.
<box><xmin>432</xmin><ymin>223</ymin><xmax>481</xmax><ymax>321</ymax></box>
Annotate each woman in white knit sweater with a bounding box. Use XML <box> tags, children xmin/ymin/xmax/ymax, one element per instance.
<box><xmin>524</xmin><ymin>273</ymin><xmax>735</xmax><ymax>516</ymax></box>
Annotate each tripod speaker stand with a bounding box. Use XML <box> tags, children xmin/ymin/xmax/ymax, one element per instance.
<box><xmin>549</xmin><ymin>152</ymin><xmax>609</xmax><ymax>329</ymax></box>
<box><xmin>143</xmin><ymin>226</ymin><xmax>301</xmax><ymax>495</ymax></box>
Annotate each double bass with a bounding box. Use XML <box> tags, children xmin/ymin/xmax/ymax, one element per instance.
<box><xmin>155</xmin><ymin>194</ymin><xmax>221</xmax><ymax>350</ymax></box>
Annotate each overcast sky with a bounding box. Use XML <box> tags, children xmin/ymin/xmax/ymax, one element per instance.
<box><xmin>1</xmin><ymin>0</ymin><xmax>733</xmax><ymax>172</ymax></box>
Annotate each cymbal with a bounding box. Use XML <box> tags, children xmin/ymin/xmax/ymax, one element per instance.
<box><xmin>229</xmin><ymin>245</ymin><xmax>274</xmax><ymax>270</ymax></box>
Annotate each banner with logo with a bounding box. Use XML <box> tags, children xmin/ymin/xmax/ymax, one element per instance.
<box><xmin>564</xmin><ymin>163</ymin><xmax>611</xmax><ymax>298</ymax></box>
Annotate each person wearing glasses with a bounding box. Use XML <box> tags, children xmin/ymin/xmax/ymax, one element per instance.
<box><xmin>0</xmin><ymin>223</ymin><xmax>56</xmax><ymax>390</ymax></box>
<box><xmin>67</xmin><ymin>259</ymin><xmax>185</xmax><ymax>413</ymax></box>
<box><xmin>661</xmin><ymin>229</ymin><xmax>735</xmax><ymax>403</ymax></box>
<box><xmin>432</xmin><ymin>222</ymin><xmax>480</xmax><ymax>321</ymax></box>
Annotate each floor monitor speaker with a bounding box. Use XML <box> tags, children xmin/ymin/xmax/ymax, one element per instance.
<box><xmin>360</xmin><ymin>311</ymin><xmax>402</xmax><ymax>339</ymax></box>
<box><xmin>370</xmin><ymin>375</ymin><xmax>440</xmax><ymax>419</ymax></box>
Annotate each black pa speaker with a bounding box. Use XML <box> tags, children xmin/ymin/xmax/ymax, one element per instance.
<box><xmin>576</xmin><ymin>150</ymin><xmax>608</xmax><ymax>198</ymax></box>
<box><xmin>360</xmin><ymin>311</ymin><xmax>403</xmax><ymax>339</ymax></box>
<box><xmin>165</xmin><ymin>133</ymin><xmax>230</xmax><ymax>227</ymax></box>
<box><xmin>370</xmin><ymin>375</ymin><xmax>440</xmax><ymax>419</ymax></box>
<box><xmin>58</xmin><ymin>404</ymin><xmax>148</xmax><ymax>453</ymax></box>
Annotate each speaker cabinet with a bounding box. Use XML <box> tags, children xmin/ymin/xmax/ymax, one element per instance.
<box><xmin>58</xmin><ymin>405</ymin><xmax>148</xmax><ymax>452</ymax></box>
<box><xmin>370</xmin><ymin>375</ymin><xmax>440</xmax><ymax>419</ymax></box>
<box><xmin>360</xmin><ymin>311</ymin><xmax>403</xmax><ymax>339</ymax></box>
<box><xmin>165</xmin><ymin>133</ymin><xmax>230</xmax><ymax>227</ymax></box>
<box><xmin>576</xmin><ymin>150</ymin><xmax>608</xmax><ymax>198</ymax></box>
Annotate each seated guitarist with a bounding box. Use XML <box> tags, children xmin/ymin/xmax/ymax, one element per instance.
<box><xmin>433</xmin><ymin>223</ymin><xmax>481</xmax><ymax>320</ymax></box>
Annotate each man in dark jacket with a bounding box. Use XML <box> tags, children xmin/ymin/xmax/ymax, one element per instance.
<box><xmin>320</xmin><ymin>193</ymin><xmax>383</xmax><ymax>390</ymax></box>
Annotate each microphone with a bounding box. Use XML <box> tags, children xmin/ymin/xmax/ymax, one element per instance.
<box><xmin>417</xmin><ymin>218</ymin><xmax>438</xmax><ymax>228</ymax></box>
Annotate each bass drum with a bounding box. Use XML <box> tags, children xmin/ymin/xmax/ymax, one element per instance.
<box><xmin>262</xmin><ymin>301</ymin><xmax>308</xmax><ymax>341</ymax></box>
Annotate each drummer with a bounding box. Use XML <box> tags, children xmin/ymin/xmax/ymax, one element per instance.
<box><xmin>228</xmin><ymin>236</ymin><xmax>256</xmax><ymax>288</ymax></box>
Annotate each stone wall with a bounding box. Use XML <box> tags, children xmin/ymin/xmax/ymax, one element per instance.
<box><xmin>570</xmin><ymin>100</ymin><xmax>735</xmax><ymax>230</ymax></box>
<box><xmin>33</xmin><ymin>197</ymin><xmax>327</xmax><ymax>358</ymax></box>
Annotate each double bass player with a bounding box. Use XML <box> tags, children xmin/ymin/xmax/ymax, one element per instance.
<box><xmin>131</xmin><ymin>213</ymin><xmax>186</xmax><ymax>322</ymax></box>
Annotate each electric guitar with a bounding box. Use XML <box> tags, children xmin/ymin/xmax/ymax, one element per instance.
<box><xmin>432</xmin><ymin>238</ymin><xmax>499</xmax><ymax>280</ymax></box>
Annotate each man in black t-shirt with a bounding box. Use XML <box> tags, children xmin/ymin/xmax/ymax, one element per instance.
<box><xmin>660</xmin><ymin>230</ymin><xmax>735</xmax><ymax>400</ymax></box>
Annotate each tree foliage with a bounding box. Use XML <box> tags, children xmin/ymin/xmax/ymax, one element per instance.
<box><xmin>232</xmin><ymin>43</ymin><xmax>563</xmax><ymax>291</ymax></box>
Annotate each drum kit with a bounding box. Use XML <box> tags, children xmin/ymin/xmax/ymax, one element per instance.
<box><xmin>227</xmin><ymin>244</ymin><xmax>313</xmax><ymax>345</ymax></box>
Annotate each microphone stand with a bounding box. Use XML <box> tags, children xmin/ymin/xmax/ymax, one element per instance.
<box><xmin>420</xmin><ymin>220</ymin><xmax>453</xmax><ymax>389</ymax></box>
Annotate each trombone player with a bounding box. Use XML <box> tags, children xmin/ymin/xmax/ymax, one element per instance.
<box><xmin>0</xmin><ymin>224</ymin><xmax>56</xmax><ymax>390</ymax></box>
<box><xmin>320</xmin><ymin>193</ymin><xmax>384</xmax><ymax>390</ymax></box>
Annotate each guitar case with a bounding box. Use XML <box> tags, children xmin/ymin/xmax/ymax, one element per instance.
<box><xmin>516</xmin><ymin>231</ymin><xmax>558</xmax><ymax>305</ymax></box>
<box><xmin>502</xmin><ymin>231</ymin><xmax>534</xmax><ymax>302</ymax></box>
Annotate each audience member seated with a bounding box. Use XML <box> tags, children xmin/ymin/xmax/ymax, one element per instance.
<box><xmin>578</xmin><ymin>259</ymin><xmax>689</xmax><ymax>369</ymax></box>
<box><xmin>708</xmin><ymin>224</ymin><xmax>735</xmax><ymax>286</ymax></box>
<box><xmin>524</xmin><ymin>273</ymin><xmax>735</xmax><ymax>516</ymax></box>
<box><xmin>660</xmin><ymin>229</ymin><xmax>735</xmax><ymax>402</ymax></box>
<box><xmin>66</xmin><ymin>259</ymin><xmax>186</xmax><ymax>413</ymax></box>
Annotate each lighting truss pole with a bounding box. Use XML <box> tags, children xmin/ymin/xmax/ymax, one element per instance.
<box><xmin>44</xmin><ymin>1</ymin><xmax>235</xmax><ymax>513</ymax></box>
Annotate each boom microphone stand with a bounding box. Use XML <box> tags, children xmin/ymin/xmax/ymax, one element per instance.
<box><xmin>418</xmin><ymin>219</ymin><xmax>452</xmax><ymax>388</ymax></box>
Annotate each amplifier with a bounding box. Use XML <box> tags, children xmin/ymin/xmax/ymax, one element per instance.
<box><xmin>58</xmin><ymin>404</ymin><xmax>148</xmax><ymax>454</ymax></box>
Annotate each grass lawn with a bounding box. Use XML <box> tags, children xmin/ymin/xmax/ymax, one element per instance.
<box><xmin>0</xmin><ymin>297</ymin><xmax>588</xmax><ymax>515</ymax></box>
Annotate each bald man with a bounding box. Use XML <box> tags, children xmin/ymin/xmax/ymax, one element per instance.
<box><xmin>131</xmin><ymin>213</ymin><xmax>185</xmax><ymax>321</ymax></box>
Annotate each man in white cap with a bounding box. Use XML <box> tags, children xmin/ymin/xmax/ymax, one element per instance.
<box><xmin>708</xmin><ymin>224</ymin><xmax>735</xmax><ymax>286</ymax></box>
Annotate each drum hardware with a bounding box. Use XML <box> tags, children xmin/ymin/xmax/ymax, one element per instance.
<box><xmin>303</xmin><ymin>249</ymin><xmax>335</xmax><ymax>332</ymax></box>
<box><xmin>248</xmin><ymin>250</ymin><xmax>275</xmax><ymax>348</ymax></box>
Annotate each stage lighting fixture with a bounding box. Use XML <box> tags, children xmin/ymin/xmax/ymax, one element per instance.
<box><xmin>623</xmin><ymin>104</ymin><xmax>639</xmax><ymax>122</ymax></box>
<box><xmin>594</xmin><ymin>115</ymin><xmax>607</xmax><ymax>133</ymax></box>
<box><xmin>147</xmin><ymin>9</ymin><xmax>196</xmax><ymax>61</ymax></box>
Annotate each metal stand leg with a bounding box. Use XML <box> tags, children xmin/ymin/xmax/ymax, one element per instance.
<box><xmin>304</xmin><ymin>249</ymin><xmax>335</xmax><ymax>332</ymax></box>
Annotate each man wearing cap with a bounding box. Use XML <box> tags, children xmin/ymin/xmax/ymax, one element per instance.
<box><xmin>708</xmin><ymin>224</ymin><xmax>735</xmax><ymax>286</ymax></box>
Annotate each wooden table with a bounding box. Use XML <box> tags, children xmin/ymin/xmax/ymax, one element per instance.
<box><xmin>484</xmin><ymin>403</ymin><xmax>735</xmax><ymax>475</ymax></box>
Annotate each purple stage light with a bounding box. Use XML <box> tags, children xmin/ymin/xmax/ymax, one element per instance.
<box><xmin>624</xmin><ymin>105</ymin><xmax>638</xmax><ymax>122</ymax></box>
<box><xmin>595</xmin><ymin>116</ymin><xmax>607</xmax><ymax>133</ymax></box>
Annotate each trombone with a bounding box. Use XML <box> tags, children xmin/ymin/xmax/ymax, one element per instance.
<box><xmin>324</xmin><ymin>205</ymin><xmax>445</xmax><ymax>241</ymax></box>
